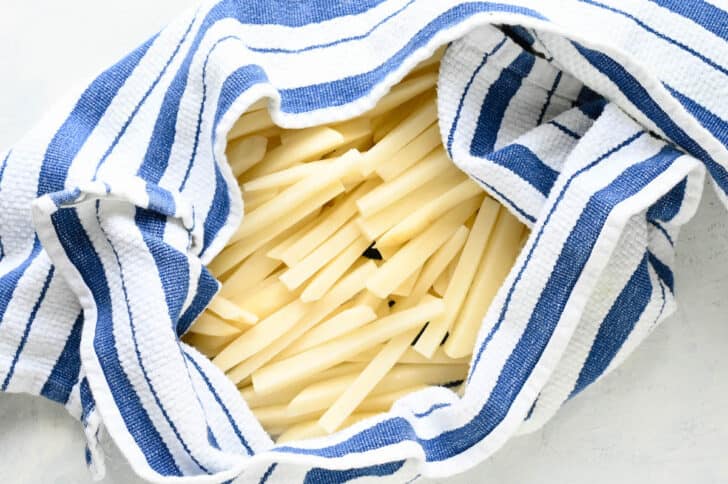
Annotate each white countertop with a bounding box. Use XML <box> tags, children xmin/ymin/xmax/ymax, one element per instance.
<box><xmin>1</xmin><ymin>2</ymin><xmax>727</xmax><ymax>483</ymax></box>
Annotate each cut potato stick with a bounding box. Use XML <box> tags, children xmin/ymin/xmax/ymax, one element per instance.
<box><xmin>228</xmin><ymin>109</ymin><xmax>275</xmax><ymax>140</ymax></box>
<box><xmin>234</xmin><ymin>151</ymin><xmax>360</xmax><ymax>241</ymax></box>
<box><xmin>183</xmin><ymin>332</ymin><xmax>238</xmax><ymax>358</ymax></box>
<box><xmin>226</xmin><ymin>261</ymin><xmax>377</xmax><ymax>384</ymax></box>
<box><xmin>301</xmin><ymin>236</ymin><xmax>371</xmax><ymax>302</ymax></box>
<box><xmin>356</xmin><ymin>148</ymin><xmax>452</xmax><ymax>217</ymax></box>
<box><xmin>360</xmin><ymin>99</ymin><xmax>438</xmax><ymax>176</ymax></box>
<box><xmin>252</xmin><ymin>404</ymin><xmax>322</xmax><ymax>429</ymax></box>
<box><xmin>280</xmin><ymin>305</ymin><xmax>377</xmax><ymax>358</ymax></box>
<box><xmin>252</xmin><ymin>295</ymin><xmax>444</xmax><ymax>394</ymax></box>
<box><xmin>281</xmin><ymin>180</ymin><xmax>378</xmax><ymax>266</ymax></box>
<box><xmin>213</xmin><ymin>299</ymin><xmax>309</xmax><ymax>372</ymax></box>
<box><xmin>243</xmin><ymin>188</ymin><xmax>279</xmax><ymax>212</ymax></box>
<box><xmin>280</xmin><ymin>220</ymin><xmax>363</xmax><ymax>290</ymax></box>
<box><xmin>363</xmin><ymin>73</ymin><xmax>437</xmax><ymax>118</ymax></box>
<box><xmin>242</xmin><ymin>161</ymin><xmax>329</xmax><ymax>192</ymax></box>
<box><xmin>378</xmin><ymin>179</ymin><xmax>483</xmax><ymax>246</ymax></box>
<box><xmin>366</xmin><ymin>198</ymin><xmax>480</xmax><ymax>298</ymax></box>
<box><xmin>207</xmin><ymin>295</ymin><xmax>258</xmax><ymax>326</ymax></box>
<box><xmin>287</xmin><ymin>362</ymin><xmax>465</xmax><ymax>416</ymax></box>
<box><xmin>407</xmin><ymin>225</ymin><xmax>470</xmax><ymax>307</ymax></box>
<box><xmin>346</xmin><ymin>346</ymin><xmax>470</xmax><ymax>365</ymax></box>
<box><xmin>243</xmin><ymin>127</ymin><xmax>344</xmax><ymax>179</ymax></box>
<box><xmin>332</xmin><ymin>117</ymin><xmax>372</xmax><ymax>144</ymax></box>
<box><xmin>227</xmin><ymin>135</ymin><xmax>268</xmax><ymax>177</ymax></box>
<box><xmin>318</xmin><ymin>329</ymin><xmax>415</xmax><ymax>432</ymax></box>
<box><xmin>392</xmin><ymin>265</ymin><xmax>421</xmax><ymax>297</ymax></box>
<box><xmin>432</xmin><ymin>258</ymin><xmax>455</xmax><ymax>296</ymax></box>
<box><xmin>234</xmin><ymin>279</ymin><xmax>296</xmax><ymax>320</ymax></box>
<box><xmin>189</xmin><ymin>312</ymin><xmax>242</xmax><ymax>337</ymax></box>
<box><xmin>354</xmin><ymin>172</ymin><xmax>460</xmax><ymax>239</ymax></box>
<box><xmin>375</xmin><ymin>124</ymin><xmax>441</xmax><ymax>181</ymax></box>
<box><xmin>445</xmin><ymin>208</ymin><xmax>523</xmax><ymax>358</ymax></box>
<box><xmin>240</xmin><ymin>362</ymin><xmax>366</xmax><ymax>408</ymax></box>
<box><xmin>217</xmin><ymin>246</ymin><xmax>280</xmax><ymax>295</ymax></box>
<box><xmin>266</xmin><ymin>215</ymin><xmax>322</xmax><ymax>261</ymax></box>
<box><xmin>414</xmin><ymin>197</ymin><xmax>501</xmax><ymax>357</ymax></box>
<box><xmin>220</xmin><ymin>181</ymin><xmax>344</xmax><ymax>266</ymax></box>
<box><xmin>356</xmin><ymin>385</ymin><xmax>428</xmax><ymax>412</ymax></box>
<box><xmin>276</xmin><ymin>413</ymin><xmax>379</xmax><ymax>443</ymax></box>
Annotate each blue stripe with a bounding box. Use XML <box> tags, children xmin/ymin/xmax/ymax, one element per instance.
<box><xmin>413</xmin><ymin>402</ymin><xmax>451</xmax><ymax>418</ymax></box>
<box><xmin>80</xmin><ymin>377</ymin><xmax>96</xmax><ymax>421</ymax></box>
<box><xmin>201</xmin><ymin>165</ymin><xmax>231</xmax><ymax>258</ymax></box>
<box><xmin>647</xmin><ymin>251</ymin><xmax>674</xmax><ymax>292</ymax></box>
<box><xmin>50</xmin><ymin>208</ymin><xmax>181</xmax><ymax>475</ymax></box>
<box><xmin>280</xmin><ymin>3</ymin><xmax>546</xmax><ymax>114</ymax></box>
<box><xmin>472</xmin><ymin>174</ymin><xmax>536</xmax><ymax>223</ymax></box>
<box><xmin>570</xmin><ymin>255</ymin><xmax>652</xmax><ymax>397</ymax></box>
<box><xmin>579</xmin><ymin>0</ymin><xmax>728</xmax><ymax>76</ymax></box>
<box><xmin>0</xmin><ymin>150</ymin><xmax>10</xmax><ymax>186</ymax></box>
<box><xmin>0</xmin><ymin>239</ymin><xmax>43</xmax><ymax>324</ymax></box>
<box><xmin>648</xmin><ymin>0</ymin><xmax>728</xmax><ymax>41</ymax></box>
<box><xmin>488</xmin><ymin>144</ymin><xmax>559</xmax><ymax>196</ymax></box>
<box><xmin>647</xmin><ymin>176</ymin><xmax>686</xmax><ymax>222</ymax></box>
<box><xmin>259</xmin><ymin>463</ymin><xmax>277</xmax><ymax>484</ymax></box>
<box><xmin>574</xmin><ymin>87</ymin><xmax>606</xmax><ymax>120</ymax></box>
<box><xmin>135</xmin><ymin>209</ymin><xmax>191</xmax><ymax>324</ymax></box>
<box><xmin>145</xmin><ymin>184</ymin><xmax>177</xmax><ymax>216</ymax></box>
<box><xmin>573</xmin><ymin>42</ymin><xmax>728</xmax><ymax>196</ymax></box>
<box><xmin>177</xmin><ymin>267</ymin><xmax>219</xmax><ymax>336</ymax></box>
<box><xmin>248</xmin><ymin>0</ymin><xmax>417</xmax><ymax>54</ymax></box>
<box><xmin>40</xmin><ymin>312</ymin><xmax>84</xmax><ymax>404</ymax></box>
<box><xmin>303</xmin><ymin>461</ymin><xmax>405</xmax><ymax>484</ymax></box>
<box><xmin>446</xmin><ymin>36</ymin><xmax>508</xmax><ymax>155</ymax></box>
<box><xmin>537</xmin><ymin>71</ymin><xmax>562</xmax><ymax>124</ymax></box>
<box><xmin>95</xmin><ymin>204</ymin><xmax>210</xmax><ymax>474</ymax></box>
<box><xmin>665</xmin><ymin>83</ymin><xmax>728</xmax><ymax>149</ymax></box>
<box><xmin>470</xmin><ymin>50</ymin><xmax>537</xmax><ymax>156</ymax></box>
<box><xmin>549</xmin><ymin>120</ymin><xmax>580</xmax><ymax>139</ymax></box>
<box><xmin>184</xmin><ymin>353</ymin><xmax>254</xmax><ymax>454</ymax></box>
<box><xmin>221</xmin><ymin>0</ymin><xmax>387</xmax><ymax>27</ymax></box>
<box><xmin>274</xmin><ymin>132</ymin><xmax>652</xmax><ymax>462</ymax></box>
<box><xmin>1</xmin><ymin>266</ymin><xmax>55</xmax><ymax>390</ymax></box>
<box><xmin>649</xmin><ymin>219</ymin><xmax>674</xmax><ymax>246</ymax></box>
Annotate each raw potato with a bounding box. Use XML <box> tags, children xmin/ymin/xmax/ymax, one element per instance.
<box><xmin>186</xmin><ymin>56</ymin><xmax>526</xmax><ymax>441</ymax></box>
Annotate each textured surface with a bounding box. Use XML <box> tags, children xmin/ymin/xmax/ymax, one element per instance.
<box><xmin>0</xmin><ymin>1</ymin><xmax>727</xmax><ymax>483</ymax></box>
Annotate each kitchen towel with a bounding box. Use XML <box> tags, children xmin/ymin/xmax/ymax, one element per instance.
<box><xmin>0</xmin><ymin>1</ymin><xmax>725</xmax><ymax>482</ymax></box>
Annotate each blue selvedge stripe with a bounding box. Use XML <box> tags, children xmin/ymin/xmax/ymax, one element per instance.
<box><xmin>471</xmin><ymin>50</ymin><xmax>537</xmax><ymax>156</ymax></box>
<box><xmin>177</xmin><ymin>267</ymin><xmax>219</xmax><ymax>336</ymax></box>
<box><xmin>647</xmin><ymin>176</ymin><xmax>686</xmax><ymax>223</ymax></box>
<box><xmin>1</xmin><ymin>266</ymin><xmax>55</xmax><ymax>390</ymax></box>
<box><xmin>413</xmin><ymin>402</ymin><xmax>451</xmax><ymax>418</ymax></box>
<box><xmin>537</xmin><ymin>71</ymin><xmax>562</xmax><ymax>125</ymax></box>
<box><xmin>572</xmin><ymin>42</ymin><xmax>728</xmax><ymax>196</ymax></box>
<box><xmin>648</xmin><ymin>219</ymin><xmax>674</xmax><ymax>247</ymax></box>
<box><xmin>135</xmin><ymin>209</ymin><xmax>190</xmax><ymax>324</ymax></box>
<box><xmin>472</xmin><ymin>174</ymin><xmax>537</xmax><ymax>223</ymax></box>
<box><xmin>259</xmin><ymin>463</ymin><xmax>277</xmax><ymax>484</ymax></box>
<box><xmin>549</xmin><ymin>120</ymin><xmax>580</xmax><ymax>139</ymax></box>
<box><xmin>92</xmin><ymin>15</ymin><xmax>198</xmax><ymax>178</ymax></box>
<box><xmin>50</xmin><ymin>208</ymin><xmax>181</xmax><ymax>475</ymax></box>
<box><xmin>570</xmin><ymin>255</ymin><xmax>652</xmax><ymax>397</ymax></box>
<box><xmin>574</xmin><ymin>89</ymin><xmax>607</xmax><ymax>120</ymax></box>
<box><xmin>0</xmin><ymin>239</ymin><xmax>43</xmax><ymax>325</ymax></box>
<box><xmin>446</xmin><ymin>36</ymin><xmax>508</xmax><ymax>156</ymax></box>
<box><xmin>274</xmin><ymin>138</ymin><xmax>679</xmax><ymax>463</ymax></box>
<box><xmin>303</xmin><ymin>461</ymin><xmax>405</xmax><ymax>484</ymax></box>
<box><xmin>184</xmin><ymin>352</ymin><xmax>254</xmax><ymax>455</ymax></box>
<box><xmin>79</xmin><ymin>377</ymin><xmax>96</xmax><ymax>421</ymax></box>
<box><xmin>664</xmin><ymin>83</ymin><xmax>728</xmax><ymax>149</ymax></box>
<box><xmin>279</xmin><ymin>3</ymin><xmax>546</xmax><ymax>114</ymax></box>
<box><xmin>95</xmin><ymin>203</ymin><xmax>210</xmax><ymax>474</ymax></box>
<box><xmin>579</xmin><ymin>0</ymin><xmax>728</xmax><ymax>76</ymax></box>
<box><xmin>647</xmin><ymin>251</ymin><xmax>674</xmax><ymax>292</ymax></box>
<box><xmin>249</xmin><ymin>0</ymin><xmax>417</xmax><ymax>54</ymax></box>
<box><xmin>487</xmin><ymin>144</ymin><xmax>559</xmax><ymax>197</ymax></box>
<box><xmin>648</xmin><ymin>0</ymin><xmax>728</xmax><ymax>41</ymax></box>
<box><xmin>40</xmin><ymin>311</ymin><xmax>84</xmax><ymax>404</ymax></box>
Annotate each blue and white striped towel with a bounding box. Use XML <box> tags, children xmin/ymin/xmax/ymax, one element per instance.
<box><xmin>0</xmin><ymin>1</ymin><xmax>725</xmax><ymax>482</ymax></box>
